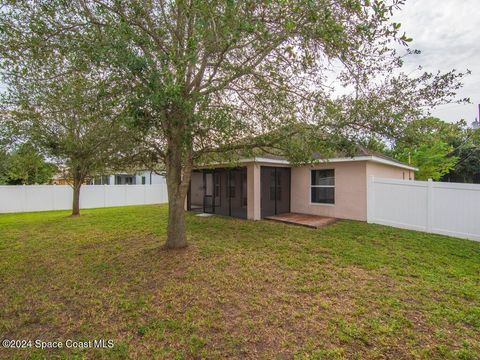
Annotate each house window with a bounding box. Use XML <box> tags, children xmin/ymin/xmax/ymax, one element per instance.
<box><xmin>115</xmin><ymin>175</ymin><xmax>136</xmax><ymax>185</ymax></box>
<box><xmin>142</xmin><ymin>176</ymin><xmax>146</xmax><ymax>185</ymax></box>
<box><xmin>311</xmin><ymin>169</ymin><xmax>335</xmax><ymax>204</ymax></box>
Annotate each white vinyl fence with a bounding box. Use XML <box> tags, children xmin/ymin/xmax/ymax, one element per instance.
<box><xmin>0</xmin><ymin>184</ymin><xmax>168</xmax><ymax>213</ymax></box>
<box><xmin>367</xmin><ymin>177</ymin><xmax>480</xmax><ymax>242</ymax></box>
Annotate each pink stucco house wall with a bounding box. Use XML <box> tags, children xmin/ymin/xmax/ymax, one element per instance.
<box><xmin>188</xmin><ymin>151</ymin><xmax>416</xmax><ymax>222</ymax></box>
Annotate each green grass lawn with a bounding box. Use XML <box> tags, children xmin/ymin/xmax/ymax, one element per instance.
<box><xmin>0</xmin><ymin>205</ymin><xmax>479</xmax><ymax>359</ymax></box>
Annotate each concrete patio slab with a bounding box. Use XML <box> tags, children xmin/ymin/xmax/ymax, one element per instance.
<box><xmin>264</xmin><ymin>212</ymin><xmax>337</xmax><ymax>229</ymax></box>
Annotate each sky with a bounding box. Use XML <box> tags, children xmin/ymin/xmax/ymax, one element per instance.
<box><xmin>393</xmin><ymin>0</ymin><xmax>480</xmax><ymax>124</ymax></box>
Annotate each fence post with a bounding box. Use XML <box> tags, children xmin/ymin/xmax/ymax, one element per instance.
<box><xmin>22</xmin><ymin>184</ymin><xmax>27</xmax><ymax>212</ymax></box>
<box><xmin>367</xmin><ymin>176</ymin><xmax>375</xmax><ymax>223</ymax></box>
<box><xmin>52</xmin><ymin>184</ymin><xmax>56</xmax><ymax>210</ymax></box>
<box><xmin>103</xmin><ymin>184</ymin><xmax>107</xmax><ymax>208</ymax></box>
<box><xmin>426</xmin><ymin>179</ymin><xmax>433</xmax><ymax>232</ymax></box>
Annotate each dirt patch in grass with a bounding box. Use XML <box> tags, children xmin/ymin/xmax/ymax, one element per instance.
<box><xmin>0</xmin><ymin>205</ymin><xmax>479</xmax><ymax>359</ymax></box>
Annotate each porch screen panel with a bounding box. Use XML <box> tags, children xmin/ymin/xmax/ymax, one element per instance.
<box><xmin>261</xmin><ymin>167</ymin><xmax>277</xmax><ymax>218</ymax></box>
<box><xmin>230</xmin><ymin>168</ymin><xmax>247</xmax><ymax>219</ymax></box>
<box><xmin>275</xmin><ymin>167</ymin><xmax>291</xmax><ymax>215</ymax></box>
<box><xmin>213</xmin><ymin>169</ymin><xmax>229</xmax><ymax>216</ymax></box>
<box><xmin>203</xmin><ymin>172</ymin><xmax>214</xmax><ymax>213</ymax></box>
<box><xmin>261</xmin><ymin>167</ymin><xmax>291</xmax><ymax>218</ymax></box>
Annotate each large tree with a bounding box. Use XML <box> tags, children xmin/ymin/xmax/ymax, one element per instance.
<box><xmin>1</xmin><ymin>67</ymin><xmax>135</xmax><ymax>215</ymax></box>
<box><xmin>0</xmin><ymin>1</ymin><xmax>467</xmax><ymax>247</ymax></box>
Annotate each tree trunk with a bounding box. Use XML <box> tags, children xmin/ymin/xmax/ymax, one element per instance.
<box><xmin>166</xmin><ymin>191</ymin><xmax>188</xmax><ymax>248</ymax></box>
<box><xmin>72</xmin><ymin>183</ymin><xmax>81</xmax><ymax>216</ymax></box>
<box><xmin>164</xmin><ymin>158</ymin><xmax>191</xmax><ymax>249</ymax></box>
<box><xmin>164</xmin><ymin>130</ymin><xmax>193</xmax><ymax>249</ymax></box>
<box><xmin>72</xmin><ymin>169</ymin><xmax>83</xmax><ymax>216</ymax></box>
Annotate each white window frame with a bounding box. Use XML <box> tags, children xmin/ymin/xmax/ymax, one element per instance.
<box><xmin>310</xmin><ymin>169</ymin><xmax>335</xmax><ymax>205</ymax></box>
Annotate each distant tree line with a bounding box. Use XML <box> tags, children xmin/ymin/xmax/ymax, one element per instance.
<box><xmin>362</xmin><ymin>117</ymin><xmax>480</xmax><ymax>182</ymax></box>
<box><xmin>0</xmin><ymin>142</ymin><xmax>56</xmax><ymax>185</ymax></box>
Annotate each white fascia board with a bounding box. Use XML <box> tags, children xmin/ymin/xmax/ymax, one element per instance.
<box><xmin>311</xmin><ymin>156</ymin><xmax>417</xmax><ymax>171</ymax></box>
<box><xmin>197</xmin><ymin>155</ymin><xmax>418</xmax><ymax>171</ymax></box>
<box><xmin>242</xmin><ymin>157</ymin><xmax>290</xmax><ymax>165</ymax></box>
<box><xmin>245</xmin><ymin>156</ymin><xmax>417</xmax><ymax>171</ymax></box>
<box><xmin>369</xmin><ymin>156</ymin><xmax>418</xmax><ymax>171</ymax></box>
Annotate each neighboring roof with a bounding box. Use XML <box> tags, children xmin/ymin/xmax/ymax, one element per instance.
<box><xmin>242</xmin><ymin>146</ymin><xmax>418</xmax><ymax>171</ymax></box>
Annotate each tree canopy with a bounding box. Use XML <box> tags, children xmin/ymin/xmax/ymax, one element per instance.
<box><xmin>443</xmin><ymin>126</ymin><xmax>480</xmax><ymax>183</ymax></box>
<box><xmin>0</xmin><ymin>40</ymin><xmax>138</xmax><ymax>214</ymax></box>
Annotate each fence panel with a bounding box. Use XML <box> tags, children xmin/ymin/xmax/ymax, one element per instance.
<box><xmin>0</xmin><ymin>186</ymin><xmax>25</xmax><ymax>213</ymax></box>
<box><xmin>53</xmin><ymin>186</ymin><xmax>73</xmax><ymax>211</ymax></box>
<box><xmin>430</xmin><ymin>182</ymin><xmax>480</xmax><ymax>240</ymax></box>
<box><xmin>104</xmin><ymin>186</ymin><xmax>127</xmax><ymax>207</ymax></box>
<box><xmin>0</xmin><ymin>184</ymin><xmax>168</xmax><ymax>213</ymax></box>
<box><xmin>125</xmin><ymin>185</ymin><xmax>146</xmax><ymax>206</ymax></box>
<box><xmin>81</xmin><ymin>186</ymin><xmax>106</xmax><ymax>209</ymax></box>
<box><xmin>368</xmin><ymin>177</ymin><xmax>480</xmax><ymax>242</ymax></box>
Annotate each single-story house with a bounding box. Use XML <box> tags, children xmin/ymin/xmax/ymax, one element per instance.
<box><xmin>187</xmin><ymin>148</ymin><xmax>416</xmax><ymax>222</ymax></box>
<box><xmin>87</xmin><ymin>171</ymin><xmax>166</xmax><ymax>186</ymax></box>
<box><xmin>52</xmin><ymin>170</ymin><xmax>165</xmax><ymax>186</ymax></box>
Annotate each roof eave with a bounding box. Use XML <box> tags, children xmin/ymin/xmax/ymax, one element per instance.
<box><xmin>195</xmin><ymin>156</ymin><xmax>418</xmax><ymax>172</ymax></box>
<box><xmin>368</xmin><ymin>156</ymin><xmax>418</xmax><ymax>171</ymax></box>
<box><xmin>249</xmin><ymin>156</ymin><xmax>417</xmax><ymax>171</ymax></box>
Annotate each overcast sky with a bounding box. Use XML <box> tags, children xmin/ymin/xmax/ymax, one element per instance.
<box><xmin>394</xmin><ymin>0</ymin><xmax>480</xmax><ymax>124</ymax></box>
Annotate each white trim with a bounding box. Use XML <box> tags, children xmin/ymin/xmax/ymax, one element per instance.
<box><xmin>196</xmin><ymin>155</ymin><xmax>418</xmax><ymax>171</ymax></box>
<box><xmin>248</xmin><ymin>156</ymin><xmax>417</xmax><ymax>171</ymax></box>
<box><xmin>369</xmin><ymin>156</ymin><xmax>418</xmax><ymax>171</ymax></box>
<box><xmin>308</xmin><ymin>202</ymin><xmax>335</xmax><ymax>207</ymax></box>
<box><xmin>309</xmin><ymin>156</ymin><xmax>417</xmax><ymax>171</ymax></box>
<box><xmin>242</xmin><ymin>157</ymin><xmax>290</xmax><ymax>165</ymax></box>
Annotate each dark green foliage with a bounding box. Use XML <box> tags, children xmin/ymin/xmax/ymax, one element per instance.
<box><xmin>443</xmin><ymin>128</ymin><xmax>480</xmax><ymax>183</ymax></box>
<box><xmin>389</xmin><ymin>117</ymin><xmax>480</xmax><ymax>182</ymax></box>
<box><xmin>389</xmin><ymin>118</ymin><xmax>462</xmax><ymax>180</ymax></box>
<box><xmin>0</xmin><ymin>142</ymin><xmax>56</xmax><ymax>185</ymax></box>
<box><xmin>0</xmin><ymin>149</ymin><xmax>9</xmax><ymax>184</ymax></box>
